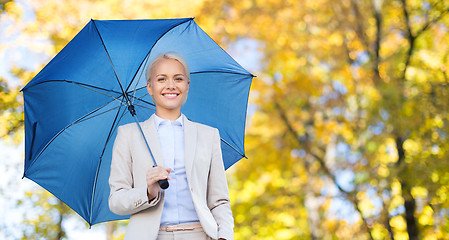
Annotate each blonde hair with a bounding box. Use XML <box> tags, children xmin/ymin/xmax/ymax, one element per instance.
<box><xmin>145</xmin><ymin>52</ymin><xmax>190</xmax><ymax>84</ymax></box>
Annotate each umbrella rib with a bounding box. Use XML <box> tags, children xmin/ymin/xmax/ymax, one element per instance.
<box><xmin>191</xmin><ymin>70</ymin><xmax>255</xmax><ymax>77</ymax></box>
<box><xmin>220</xmin><ymin>138</ymin><xmax>247</xmax><ymax>159</ymax></box>
<box><xmin>126</xmin><ymin>92</ymin><xmax>156</xmax><ymax>108</ymax></box>
<box><xmin>180</xmin><ymin>117</ymin><xmax>245</xmax><ymax>159</ymax></box>
<box><xmin>191</xmin><ymin>70</ymin><xmax>252</xmax><ymax>160</ymax></box>
<box><xmin>73</xmin><ymin>82</ymin><xmax>122</xmax><ymax>103</ymax></box>
<box><xmin>133</xmin><ymin>103</ymin><xmax>156</xmax><ymax>111</ymax></box>
<box><xmin>74</xmin><ymin>105</ymin><xmax>123</xmax><ymax>125</ymax></box>
<box><xmin>130</xmin><ymin>92</ymin><xmax>154</xmax><ymax>104</ymax></box>
<box><xmin>130</xmin><ymin>54</ymin><xmax>151</xmax><ymax>104</ymax></box>
<box><xmin>125</xmin><ymin>18</ymin><xmax>194</xmax><ymax>93</ymax></box>
<box><xmin>23</xmin><ymin>98</ymin><xmax>120</xmax><ymax>177</ymax></box>
<box><xmin>89</xmin><ymin>102</ymin><xmax>128</xmax><ymax>225</ymax></box>
<box><xmin>92</xmin><ymin>20</ymin><xmax>131</xmax><ymax>106</ymax></box>
<box><xmin>133</xmin><ymin>86</ymin><xmax>147</xmax><ymax>92</ymax></box>
<box><xmin>133</xmin><ymin>92</ymin><xmax>150</xmax><ymax>101</ymax></box>
<box><xmin>21</xmin><ymin>79</ymin><xmax>122</xmax><ymax>95</ymax></box>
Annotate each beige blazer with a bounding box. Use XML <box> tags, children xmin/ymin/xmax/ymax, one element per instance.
<box><xmin>109</xmin><ymin>115</ymin><xmax>234</xmax><ymax>240</ymax></box>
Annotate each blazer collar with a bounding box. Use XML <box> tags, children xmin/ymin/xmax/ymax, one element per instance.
<box><xmin>183</xmin><ymin>115</ymin><xmax>197</xmax><ymax>183</ymax></box>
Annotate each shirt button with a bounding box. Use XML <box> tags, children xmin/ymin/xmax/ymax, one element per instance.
<box><xmin>190</xmin><ymin>188</ymin><xmax>193</xmax><ymax>192</ymax></box>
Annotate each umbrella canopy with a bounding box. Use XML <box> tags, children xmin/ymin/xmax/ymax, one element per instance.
<box><xmin>22</xmin><ymin>18</ymin><xmax>253</xmax><ymax>225</ymax></box>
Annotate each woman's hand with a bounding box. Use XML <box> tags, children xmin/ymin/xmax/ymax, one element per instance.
<box><xmin>146</xmin><ymin>166</ymin><xmax>171</xmax><ymax>200</ymax></box>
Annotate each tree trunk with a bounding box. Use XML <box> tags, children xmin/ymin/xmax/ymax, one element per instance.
<box><xmin>395</xmin><ymin>136</ymin><xmax>419</xmax><ymax>240</ymax></box>
<box><xmin>402</xmin><ymin>183</ymin><xmax>419</xmax><ymax>240</ymax></box>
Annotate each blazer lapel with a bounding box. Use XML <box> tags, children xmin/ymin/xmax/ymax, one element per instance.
<box><xmin>183</xmin><ymin>116</ymin><xmax>197</xmax><ymax>183</ymax></box>
<box><xmin>141</xmin><ymin>115</ymin><xmax>164</xmax><ymax>167</ymax></box>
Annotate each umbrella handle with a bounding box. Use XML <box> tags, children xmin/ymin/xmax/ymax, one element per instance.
<box><xmin>158</xmin><ymin>179</ymin><xmax>169</xmax><ymax>189</ymax></box>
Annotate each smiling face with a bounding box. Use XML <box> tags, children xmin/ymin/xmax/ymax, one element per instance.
<box><xmin>147</xmin><ymin>58</ymin><xmax>190</xmax><ymax>120</ymax></box>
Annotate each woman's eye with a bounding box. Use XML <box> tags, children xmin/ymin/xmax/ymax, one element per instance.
<box><xmin>157</xmin><ymin>78</ymin><xmax>166</xmax><ymax>82</ymax></box>
<box><xmin>175</xmin><ymin>78</ymin><xmax>184</xmax><ymax>81</ymax></box>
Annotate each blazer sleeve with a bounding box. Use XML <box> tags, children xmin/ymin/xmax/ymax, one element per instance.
<box><xmin>207</xmin><ymin>128</ymin><xmax>234</xmax><ymax>240</ymax></box>
<box><xmin>108</xmin><ymin>125</ymin><xmax>161</xmax><ymax>216</ymax></box>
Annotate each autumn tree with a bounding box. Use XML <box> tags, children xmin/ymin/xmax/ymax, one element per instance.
<box><xmin>200</xmin><ymin>0</ymin><xmax>449</xmax><ymax>239</ymax></box>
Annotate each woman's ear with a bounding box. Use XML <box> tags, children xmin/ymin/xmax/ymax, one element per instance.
<box><xmin>147</xmin><ymin>81</ymin><xmax>153</xmax><ymax>96</ymax></box>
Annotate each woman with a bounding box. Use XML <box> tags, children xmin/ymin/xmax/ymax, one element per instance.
<box><xmin>109</xmin><ymin>52</ymin><xmax>233</xmax><ymax>240</ymax></box>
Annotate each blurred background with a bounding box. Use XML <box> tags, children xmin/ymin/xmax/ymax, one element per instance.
<box><xmin>1</xmin><ymin>0</ymin><xmax>448</xmax><ymax>239</ymax></box>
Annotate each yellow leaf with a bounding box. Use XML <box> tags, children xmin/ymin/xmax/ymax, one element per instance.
<box><xmin>390</xmin><ymin>215</ymin><xmax>407</xmax><ymax>231</ymax></box>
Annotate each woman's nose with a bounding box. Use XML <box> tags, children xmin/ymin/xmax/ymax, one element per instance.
<box><xmin>166</xmin><ymin>79</ymin><xmax>175</xmax><ymax>88</ymax></box>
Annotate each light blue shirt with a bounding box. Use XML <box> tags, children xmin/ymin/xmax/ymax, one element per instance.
<box><xmin>154</xmin><ymin>114</ymin><xmax>200</xmax><ymax>226</ymax></box>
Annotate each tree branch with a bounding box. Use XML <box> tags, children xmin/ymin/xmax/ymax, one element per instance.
<box><xmin>416</xmin><ymin>8</ymin><xmax>449</xmax><ymax>38</ymax></box>
<box><xmin>272</xmin><ymin>93</ymin><xmax>374</xmax><ymax>240</ymax></box>
<box><xmin>372</xmin><ymin>0</ymin><xmax>383</xmax><ymax>83</ymax></box>
<box><xmin>400</xmin><ymin>0</ymin><xmax>415</xmax><ymax>81</ymax></box>
<box><xmin>350</xmin><ymin>0</ymin><xmax>372</xmax><ymax>54</ymax></box>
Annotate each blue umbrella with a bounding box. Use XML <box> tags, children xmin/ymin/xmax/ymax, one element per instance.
<box><xmin>21</xmin><ymin>18</ymin><xmax>253</xmax><ymax>225</ymax></box>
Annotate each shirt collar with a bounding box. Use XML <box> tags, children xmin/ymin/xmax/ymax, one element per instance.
<box><xmin>154</xmin><ymin>113</ymin><xmax>184</xmax><ymax>130</ymax></box>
